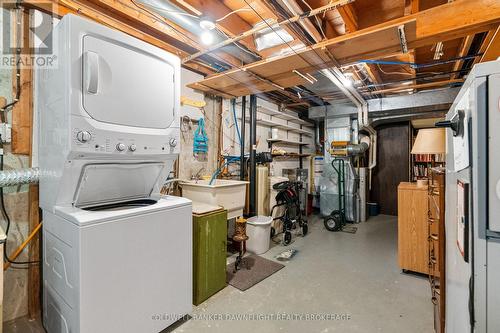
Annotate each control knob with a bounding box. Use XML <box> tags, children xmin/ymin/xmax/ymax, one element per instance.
<box><xmin>129</xmin><ymin>144</ymin><xmax>137</xmax><ymax>152</ymax></box>
<box><xmin>116</xmin><ymin>143</ymin><xmax>126</xmax><ymax>151</ymax></box>
<box><xmin>169</xmin><ymin>138</ymin><xmax>177</xmax><ymax>147</ymax></box>
<box><xmin>76</xmin><ymin>131</ymin><xmax>91</xmax><ymax>143</ymax></box>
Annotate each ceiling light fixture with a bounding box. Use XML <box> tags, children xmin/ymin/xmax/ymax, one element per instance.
<box><xmin>199</xmin><ymin>18</ymin><xmax>216</xmax><ymax>31</ymax></box>
<box><xmin>200</xmin><ymin>31</ymin><xmax>214</xmax><ymax>45</ymax></box>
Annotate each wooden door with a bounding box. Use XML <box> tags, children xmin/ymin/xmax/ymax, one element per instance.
<box><xmin>371</xmin><ymin>122</ymin><xmax>411</xmax><ymax>215</ymax></box>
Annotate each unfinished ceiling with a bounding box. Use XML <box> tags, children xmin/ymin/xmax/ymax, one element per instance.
<box><xmin>24</xmin><ymin>0</ymin><xmax>500</xmax><ymax>113</ymax></box>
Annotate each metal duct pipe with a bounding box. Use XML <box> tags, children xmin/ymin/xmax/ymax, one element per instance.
<box><xmin>139</xmin><ymin>0</ymin><xmax>259</xmax><ymax>64</ymax></box>
<box><xmin>248</xmin><ymin>95</ymin><xmax>257</xmax><ymax>216</ymax></box>
<box><xmin>240</xmin><ymin>96</ymin><xmax>246</xmax><ymax>181</ymax></box>
<box><xmin>361</xmin><ymin>126</ymin><xmax>377</xmax><ymax>190</ymax></box>
<box><xmin>315</xmin><ymin>120</ymin><xmax>322</xmax><ymax>152</ymax></box>
<box><xmin>0</xmin><ymin>168</ymin><xmax>39</xmax><ymax>187</ymax></box>
<box><xmin>346</xmin><ymin>142</ymin><xmax>369</xmax><ymax>156</ymax></box>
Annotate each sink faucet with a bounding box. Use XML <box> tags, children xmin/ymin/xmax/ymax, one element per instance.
<box><xmin>192</xmin><ymin>167</ymin><xmax>205</xmax><ymax>182</ymax></box>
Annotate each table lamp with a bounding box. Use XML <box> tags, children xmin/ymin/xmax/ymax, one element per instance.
<box><xmin>411</xmin><ymin>128</ymin><xmax>446</xmax><ymax>187</ymax></box>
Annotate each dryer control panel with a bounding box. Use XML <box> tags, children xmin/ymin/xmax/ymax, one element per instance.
<box><xmin>71</xmin><ymin>116</ymin><xmax>179</xmax><ymax>156</ymax></box>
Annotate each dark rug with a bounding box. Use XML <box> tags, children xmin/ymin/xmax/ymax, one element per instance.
<box><xmin>226</xmin><ymin>255</ymin><xmax>285</xmax><ymax>291</ymax></box>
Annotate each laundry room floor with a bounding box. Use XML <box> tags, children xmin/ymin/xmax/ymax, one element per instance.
<box><xmin>3</xmin><ymin>215</ymin><xmax>433</xmax><ymax>333</ymax></box>
<box><xmin>168</xmin><ymin>214</ymin><xmax>433</xmax><ymax>333</ymax></box>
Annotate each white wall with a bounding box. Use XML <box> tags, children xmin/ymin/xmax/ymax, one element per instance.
<box><xmin>177</xmin><ymin>68</ymin><xmax>218</xmax><ymax>180</ymax></box>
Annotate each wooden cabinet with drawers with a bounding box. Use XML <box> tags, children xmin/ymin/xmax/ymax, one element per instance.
<box><xmin>398</xmin><ymin>182</ymin><xmax>429</xmax><ymax>275</ymax></box>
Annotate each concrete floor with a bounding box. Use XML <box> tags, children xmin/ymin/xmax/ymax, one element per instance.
<box><xmin>3</xmin><ymin>214</ymin><xmax>433</xmax><ymax>333</ymax></box>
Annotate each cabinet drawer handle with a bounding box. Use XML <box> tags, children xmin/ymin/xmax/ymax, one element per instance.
<box><xmin>429</xmin><ymin>233</ymin><xmax>439</xmax><ymax>241</ymax></box>
<box><xmin>430</xmin><ymin>256</ymin><xmax>437</xmax><ymax>264</ymax></box>
<box><xmin>431</xmin><ymin>296</ymin><xmax>438</xmax><ymax>305</ymax></box>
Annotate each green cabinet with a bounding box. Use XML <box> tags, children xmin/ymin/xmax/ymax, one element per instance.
<box><xmin>193</xmin><ymin>209</ymin><xmax>228</xmax><ymax>305</ymax></box>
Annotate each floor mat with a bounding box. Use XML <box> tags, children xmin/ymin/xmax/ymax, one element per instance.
<box><xmin>342</xmin><ymin>226</ymin><xmax>358</xmax><ymax>234</ymax></box>
<box><xmin>226</xmin><ymin>255</ymin><xmax>285</xmax><ymax>291</ymax></box>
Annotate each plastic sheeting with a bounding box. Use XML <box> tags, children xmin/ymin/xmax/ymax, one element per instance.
<box><xmin>319</xmin><ymin>158</ymin><xmax>359</xmax><ymax>221</ymax></box>
<box><xmin>320</xmin><ymin>117</ymin><xmax>360</xmax><ymax>221</ymax></box>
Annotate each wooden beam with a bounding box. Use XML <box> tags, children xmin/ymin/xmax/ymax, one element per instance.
<box><xmin>451</xmin><ymin>34</ymin><xmax>474</xmax><ymax>79</ymax></box>
<box><xmin>183</xmin><ymin>0</ymin><xmax>355</xmax><ymax>63</ymax></box>
<box><xmin>480</xmin><ymin>25</ymin><xmax>500</xmax><ymax>63</ymax></box>
<box><xmin>190</xmin><ymin>0</ymin><xmax>500</xmax><ymax>97</ymax></box>
<box><xmin>369</xmin><ymin>79</ymin><xmax>463</xmax><ymax>95</ymax></box>
<box><xmin>28</xmin><ymin>184</ymin><xmax>40</xmax><ymax>320</ymax></box>
<box><xmin>405</xmin><ymin>0</ymin><xmax>419</xmax><ymax>15</ymax></box>
<box><xmin>363</xmin><ymin>63</ymin><xmax>383</xmax><ymax>85</ymax></box>
<box><xmin>337</xmin><ymin>3</ymin><xmax>358</xmax><ymax>33</ymax></box>
<box><xmin>275</xmin><ymin>0</ymin><xmax>325</xmax><ymax>41</ymax></box>
<box><xmin>410</xmin><ymin>0</ymin><xmax>500</xmax><ymax>48</ymax></box>
<box><xmin>11</xmin><ymin>9</ymin><xmax>33</xmax><ymax>155</ymax></box>
<box><xmin>84</xmin><ymin>0</ymin><xmax>243</xmax><ymax>68</ymax></box>
<box><xmin>183</xmin><ymin>0</ymin><xmax>259</xmax><ymax>53</ymax></box>
<box><xmin>23</xmin><ymin>0</ymin><xmax>215</xmax><ymax>75</ymax></box>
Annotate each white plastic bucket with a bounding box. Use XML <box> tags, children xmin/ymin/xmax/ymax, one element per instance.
<box><xmin>246</xmin><ymin>216</ymin><xmax>273</xmax><ymax>255</ymax></box>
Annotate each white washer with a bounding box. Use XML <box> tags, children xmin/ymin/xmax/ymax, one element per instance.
<box><xmin>37</xmin><ymin>14</ymin><xmax>191</xmax><ymax>333</ymax></box>
<box><xmin>43</xmin><ymin>197</ymin><xmax>191</xmax><ymax>333</ymax></box>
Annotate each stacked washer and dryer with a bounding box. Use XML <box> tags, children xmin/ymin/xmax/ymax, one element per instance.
<box><xmin>38</xmin><ymin>15</ymin><xmax>192</xmax><ymax>333</ymax></box>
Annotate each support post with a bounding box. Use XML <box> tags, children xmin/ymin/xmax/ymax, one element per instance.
<box><xmin>240</xmin><ymin>96</ymin><xmax>246</xmax><ymax>181</ymax></box>
<box><xmin>249</xmin><ymin>95</ymin><xmax>257</xmax><ymax>216</ymax></box>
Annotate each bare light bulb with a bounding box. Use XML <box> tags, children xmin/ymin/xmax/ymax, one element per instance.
<box><xmin>200</xmin><ymin>31</ymin><xmax>214</xmax><ymax>45</ymax></box>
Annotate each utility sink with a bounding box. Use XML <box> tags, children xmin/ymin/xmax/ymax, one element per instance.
<box><xmin>180</xmin><ymin>180</ymin><xmax>249</xmax><ymax>219</ymax></box>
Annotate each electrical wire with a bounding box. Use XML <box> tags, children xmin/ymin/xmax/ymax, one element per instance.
<box><xmin>128</xmin><ymin>0</ymin><xmax>232</xmax><ymax>71</ymax></box>
<box><xmin>376</xmin><ymin>63</ymin><xmax>414</xmax><ymax>76</ymax></box>
<box><xmin>214</xmin><ymin>28</ymin><xmax>261</xmax><ymax>59</ymax></box>
<box><xmin>0</xmin><ymin>136</ymin><xmax>39</xmax><ymax>267</ymax></box>
<box><xmin>241</xmin><ymin>0</ymin><xmax>332</xmax><ymax>105</ymax></box>
<box><xmin>299</xmin><ymin>0</ymin><xmax>326</xmax><ymax>39</ymax></box>
<box><xmin>216</xmin><ymin>8</ymin><xmax>252</xmax><ymax>22</ymax></box>
<box><xmin>231</xmin><ymin>99</ymin><xmax>242</xmax><ymax>146</ymax></box>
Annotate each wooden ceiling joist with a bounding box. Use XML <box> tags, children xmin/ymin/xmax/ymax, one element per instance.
<box><xmin>23</xmin><ymin>0</ymin><xmax>216</xmax><ymax>75</ymax></box>
<box><xmin>337</xmin><ymin>3</ymin><xmax>358</xmax><ymax>33</ymax></box>
<box><xmin>83</xmin><ymin>0</ymin><xmax>244</xmax><ymax>68</ymax></box>
<box><xmin>182</xmin><ymin>0</ymin><xmax>259</xmax><ymax>54</ymax></box>
<box><xmin>480</xmin><ymin>26</ymin><xmax>500</xmax><ymax>63</ymax></box>
<box><xmin>188</xmin><ymin>0</ymin><xmax>500</xmax><ymax>97</ymax></box>
<box><xmin>368</xmin><ymin>78</ymin><xmax>463</xmax><ymax>95</ymax></box>
<box><xmin>404</xmin><ymin>0</ymin><xmax>419</xmax><ymax>16</ymax></box>
<box><xmin>451</xmin><ymin>35</ymin><xmax>474</xmax><ymax>79</ymax></box>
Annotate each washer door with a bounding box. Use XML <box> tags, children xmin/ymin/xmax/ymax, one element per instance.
<box><xmin>81</xmin><ymin>35</ymin><xmax>175</xmax><ymax>129</ymax></box>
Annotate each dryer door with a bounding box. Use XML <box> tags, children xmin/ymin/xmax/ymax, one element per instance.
<box><xmin>81</xmin><ymin>35</ymin><xmax>175</xmax><ymax>129</ymax></box>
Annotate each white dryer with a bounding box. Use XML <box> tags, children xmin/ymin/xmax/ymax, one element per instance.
<box><xmin>37</xmin><ymin>14</ymin><xmax>191</xmax><ymax>333</ymax></box>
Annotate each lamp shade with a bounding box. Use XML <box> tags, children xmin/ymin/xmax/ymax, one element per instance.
<box><xmin>411</xmin><ymin>128</ymin><xmax>446</xmax><ymax>154</ymax></box>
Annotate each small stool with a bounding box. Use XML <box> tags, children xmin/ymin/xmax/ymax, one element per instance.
<box><xmin>232</xmin><ymin>216</ymin><xmax>249</xmax><ymax>273</ymax></box>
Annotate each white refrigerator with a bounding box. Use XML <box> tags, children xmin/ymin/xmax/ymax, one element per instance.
<box><xmin>439</xmin><ymin>59</ymin><xmax>500</xmax><ymax>332</ymax></box>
